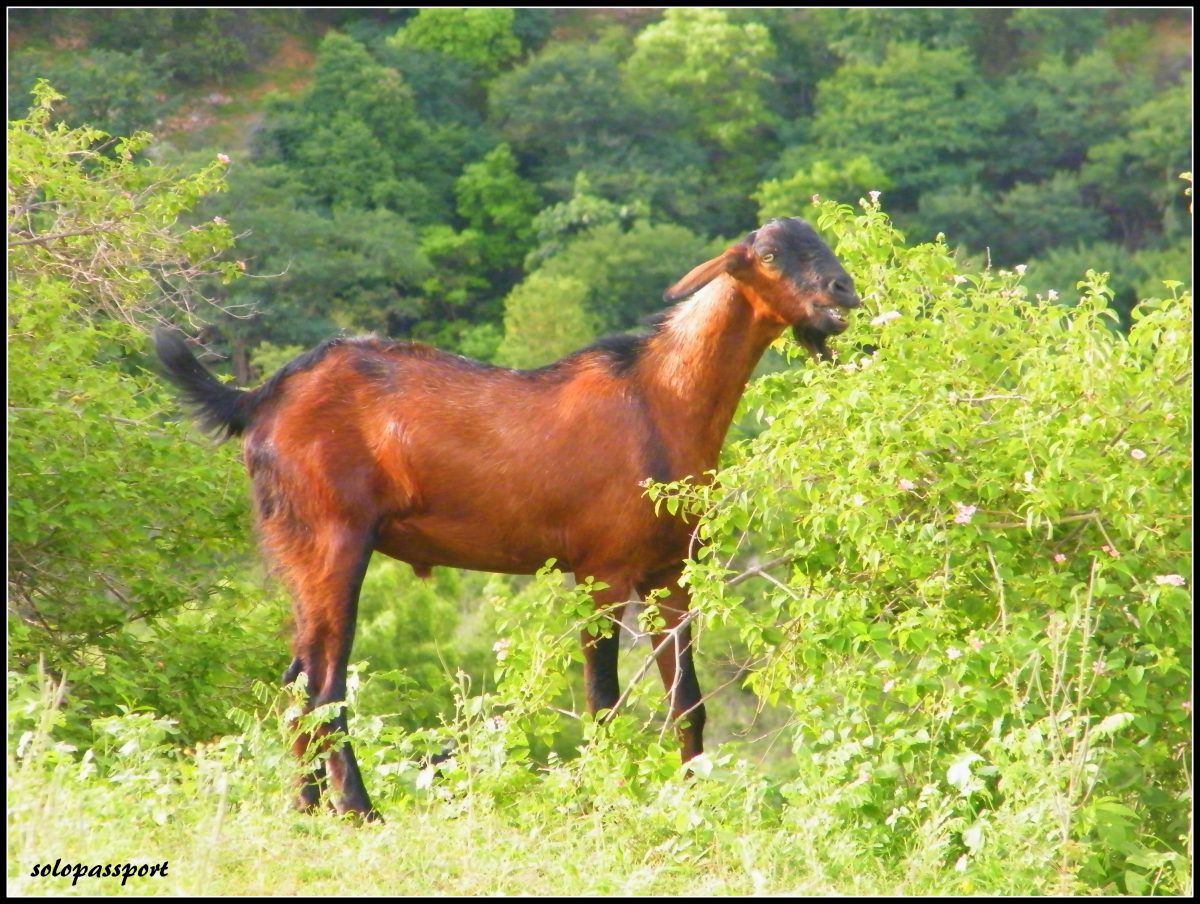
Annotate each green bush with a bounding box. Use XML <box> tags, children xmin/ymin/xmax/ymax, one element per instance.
<box><xmin>654</xmin><ymin>198</ymin><xmax>1191</xmax><ymax>893</ymax></box>
<box><xmin>8</xmin><ymin>84</ymin><xmax>282</xmax><ymax>743</ymax></box>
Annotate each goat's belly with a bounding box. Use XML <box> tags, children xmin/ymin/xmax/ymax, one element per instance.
<box><xmin>373</xmin><ymin>513</ymin><xmax>568</xmax><ymax>576</ymax></box>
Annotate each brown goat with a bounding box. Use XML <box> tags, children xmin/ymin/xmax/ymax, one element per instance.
<box><xmin>155</xmin><ymin>216</ymin><xmax>860</xmax><ymax>819</ymax></box>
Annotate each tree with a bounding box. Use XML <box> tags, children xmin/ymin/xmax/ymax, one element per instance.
<box><xmin>496</xmin><ymin>271</ymin><xmax>597</xmax><ymax>368</ymax></box>
<box><xmin>623</xmin><ymin>8</ymin><xmax>778</xmax><ymax>152</ymax></box>
<box><xmin>815</xmin><ymin>7</ymin><xmax>982</xmax><ymax>64</ymax></box>
<box><xmin>810</xmin><ymin>43</ymin><xmax>1002</xmax><ymax>205</ymax></box>
<box><xmin>756</xmin><ymin>155</ymin><xmax>893</xmax><ymax>223</ymax></box>
<box><xmin>454</xmin><ymin>143</ymin><xmax>542</xmax><ymax>275</ymax></box>
<box><xmin>8</xmin><ymin>48</ymin><xmax>168</xmax><ymax>137</ymax></box>
<box><xmin>533</xmin><ymin>221</ymin><xmax>716</xmax><ymax>331</ymax></box>
<box><xmin>391</xmin><ymin>7</ymin><xmax>522</xmax><ymax>76</ymax></box>
<box><xmin>488</xmin><ymin>40</ymin><xmax>718</xmax><ymax>230</ymax></box>
<box><xmin>1083</xmin><ymin>81</ymin><xmax>1193</xmax><ymax>245</ymax></box>
<box><xmin>8</xmin><ymin>84</ymin><xmax>281</xmax><ymax>742</ymax></box>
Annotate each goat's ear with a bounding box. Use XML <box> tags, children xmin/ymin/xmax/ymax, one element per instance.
<box><xmin>663</xmin><ymin>243</ymin><xmax>755</xmax><ymax>303</ymax></box>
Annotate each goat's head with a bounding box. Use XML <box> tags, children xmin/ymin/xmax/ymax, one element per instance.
<box><xmin>664</xmin><ymin>217</ymin><xmax>861</xmax><ymax>360</ymax></box>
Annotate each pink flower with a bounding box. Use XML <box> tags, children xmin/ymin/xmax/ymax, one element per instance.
<box><xmin>954</xmin><ymin>504</ymin><xmax>977</xmax><ymax>525</ymax></box>
<box><xmin>969</xmin><ymin>637</ymin><xmax>984</xmax><ymax>652</ymax></box>
<box><xmin>1130</xmin><ymin>449</ymin><xmax>1147</xmax><ymax>460</ymax></box>
<box><xmin>899</xmin><ymin>479</ymin><xmax>916</xmax><ymax>491</ymax></box>
<box><xmin>1100</xmin><ymin>545</ymin><xmax>1120</xmax><ymax>558</ymax></box>
<box><xmin>1053</xmin><ymin>553</ymin><xmax>1067</xmax><ymax>564</ymax></box>
<box><xmin>1154</xmin><ymin>574</ymin><xmax>1186</xmax><ymax>586</ymax></box>
<box><xmin>217</xmin><ymin>153</ymin><xmax>231</xmax><ymax>165</ymax></box>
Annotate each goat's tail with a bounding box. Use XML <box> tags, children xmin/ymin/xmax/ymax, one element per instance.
<box><xmin>153</xmin><ymin>328</ymin><xmax>264</xmax><ymax>440</ymax></box>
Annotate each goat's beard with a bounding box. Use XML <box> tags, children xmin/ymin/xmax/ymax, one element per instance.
<box><xmin>792</xmin><ymin>324</ymin><xmax>833</xmax><ymax>362</ymax></box>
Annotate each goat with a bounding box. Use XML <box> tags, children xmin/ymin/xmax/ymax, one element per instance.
<box><xmin>155</xmin><ymin>216</ymin><xmax>861</xmax><ymax>819</ymax></box>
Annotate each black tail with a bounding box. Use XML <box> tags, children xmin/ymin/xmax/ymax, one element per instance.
<box><xmin>153</xmin><ymin>328</ymin><xmax>262</xmax><ymax>440</ymax></box>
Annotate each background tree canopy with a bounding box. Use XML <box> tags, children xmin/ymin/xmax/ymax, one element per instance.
<box><xmin>7</xmin><ymin>9</ymin><xmax>1192</xmax><ymax>896</ymax></box>
<box><xmin>11</xmin><ymin>8</ymin><xmax>1188</xmax><ymax>376</ymax></box>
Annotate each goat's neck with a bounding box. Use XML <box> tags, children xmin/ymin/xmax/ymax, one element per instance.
<box><xmin>640</xmin><ymin>278</ymin><xmax>785</xmax><ymax>474</ymax></box>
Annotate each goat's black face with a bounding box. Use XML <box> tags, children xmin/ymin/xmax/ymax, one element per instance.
<box><xmin>746</xmin><ymin>218</ymin><xmax>861</xmax><ymax>360</ymax></box>
<box><xmin>662</xmin><ymin>216</ymin><xmax>862</xmax><ymax>360</ymax></box>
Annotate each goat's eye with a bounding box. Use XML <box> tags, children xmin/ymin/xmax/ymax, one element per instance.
<box><xmin>761</xmin><ymin>253</ymin><xmax>775</xmax><ymax>263</ymax></box>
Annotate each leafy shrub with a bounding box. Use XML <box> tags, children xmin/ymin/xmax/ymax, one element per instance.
<box><xmin>654</xmin><ymin>198</ymin><xmax>1191</xmax><ymax>893</ymax></box>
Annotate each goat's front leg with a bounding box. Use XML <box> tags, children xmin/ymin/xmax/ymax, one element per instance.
<box><xmin>639</xmin><ymin>564</ymin><xmax>705</xmax><ymax>761</ymax></box>
<box><xmin>577</xmin><ymin>575</ymin><xmax>634</xmax><ymax>719</ymax></box>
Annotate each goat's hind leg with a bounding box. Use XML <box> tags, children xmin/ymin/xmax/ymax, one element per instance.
<box><xmin>277</xmin><ymin>524</ymin><xmax>380</xmax><ymax>820</ymax></box>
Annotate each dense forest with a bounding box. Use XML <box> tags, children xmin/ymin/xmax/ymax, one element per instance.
<box><xmin>7</xmin><ymin>9</ymin><xmax>1193</xmax><ymax>896</ymax></box>
<box><xmin>8</xmin><ymin>7</ymin><xmax>1193</xmax><ymax>374</ymax></box>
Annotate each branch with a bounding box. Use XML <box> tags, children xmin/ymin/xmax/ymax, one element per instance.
<box><xmin>726</xmin><ymin>554</ymin><xmax>795</xmax><ymax>587</ymax></box>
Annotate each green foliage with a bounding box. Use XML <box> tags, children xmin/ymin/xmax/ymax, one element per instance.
<box><xmin>1007</xmin><ymin>8</ymin><xmax>1107</xmax><ymax>63</ymax></box>
<box><xmin>8</xmin><ymin>85</ymin><xmax>283</xmax><ymax>743</ymax></box>
<box><xmin>496</xmin><ymin>272</ymin><xmax>597</xmax><ymax>368</ymax></box>
<box><xmin>991</xmin><ymin>171</ymin><xmax>1106</xmax><ymax>263</ymax></box>
<box><xmin>526</xmin><ymin>172</ymin><xmax>647</xmax><ymax>266</ymax></box>
<box><xmin>392</xmin><ymin>8</ymin><xmax>522</xmax><ymax>76</ymax></box>
<box><xmin>1084</xmin><ymin>81</ymin><xmax>1194</xmax><ymax>244</ymax></box>
<box><xmin>216</xmin><ymin>163</ymin><xmax>432</xmax><ymax>349</ymax></box>
<box><xmin>531</xmin><ymin>220</ymin><xmax>715</xmax><ymax>331</ymax></box>
<box><xmin>756</xmin><ymin>155</ymin><xmax>893</xmax><ymax>223</ymax></box>
<box><xmin>86</xmin><ymin>9</ymin><xmax>289</xmax><ymax>84</ymax></box>
<box><xmin>8</xmin><ymin>48</ymin><xmax>169</xmax><ymax>138</ymax></box>
<box><xmin>453</xmin><ymin>143</ymin><xmax>542</xmax><ymax>274</ymax></box>
<box><xmin>352</xmin><ymin>562</ymin><xmax>500</xmax><ymax>732</ymax></box>
<box><xmin>659</xmin><ymin>198</ymin><xmax>1192</xmax><ymax>893</ymax></box>
<box><xmin>811</xmin><ymin>44</ymin><xmax>1002</xmax><ymax>203</ymax></box>
<box><xmin>623</xmin><ymin>8</ymin><xmax>778</xmax><ymax>151</ymax></box>
<box><xmin>816</xmin><ymin>8</ymin><xmax>983</xmax><ymax>63</ymax></box>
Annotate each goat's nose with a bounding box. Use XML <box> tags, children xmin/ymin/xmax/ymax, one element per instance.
<box><xmin>828</xmin><ymin>277</ymin><xmax>862</xmax><ymax>308</ymax></box>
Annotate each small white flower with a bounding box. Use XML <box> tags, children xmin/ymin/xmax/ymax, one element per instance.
<box><xmin>811</xmin><ymin>193</ymin><xmax>821</xmax><ymax>204</ymax></box>
<box><xmin>1154</xmin><ymin>574</ymin><xmax>1186</xmax><ymax>586</ymax></box>
<box><xmin>953</xmin><ymin>275</ymin><xmax>968</xmax><ymax>286</ymax></box>
<box><xmin>1130</xmin><ymin>448</ymin><xmax>1147</xmax><ymax>460</ymax></box>
<box><xmin>954</xmin><ymin>504</ymin><xmax>977</xmax><ymax>525</ymax></box>
<box><xmin>1015</xmin><ymin>264</ymin><xmax>1027</xmax><ymax>275</ymax></box>
<box><xmin>212</xmin><ymin>215</ymin><xmax>227</xmax><ymax>226</ymax></box>
<box><xmin>851</xmin><ymin>494</ymin><xmax>866</xmax><ymax>507</ymax></box>
<box><xmin>869</xmin><ymin>190</ymin><xmax>881</xmax><ymax>203</ymax></box>
<box><xmin>492</xmin><ymin>639</ymin><xmax>511</xmax><ymax>662</ymax></box>
<box><xmin>947</xmin><ymin>647</ymin><xmax>964</xmax><ymax>661</ymax></box>
<box><xmin>883</xmin><ymin>679</ymin><xmax>895</xmax><ymax>693</ymax></box>
<box><xmin>899</xmin><ymin>478</ymin><xmax>916</xmax><ymax>491</ymax></box>
<box><xmin>1047</xmin><ymin>289</ymin><xmax>1059</xmax><ymax>301</ymax></box>
<box><xmin>871</xmin><ymin>310</ymin><xmax>902</xmax><ymax>326</ymax></box>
